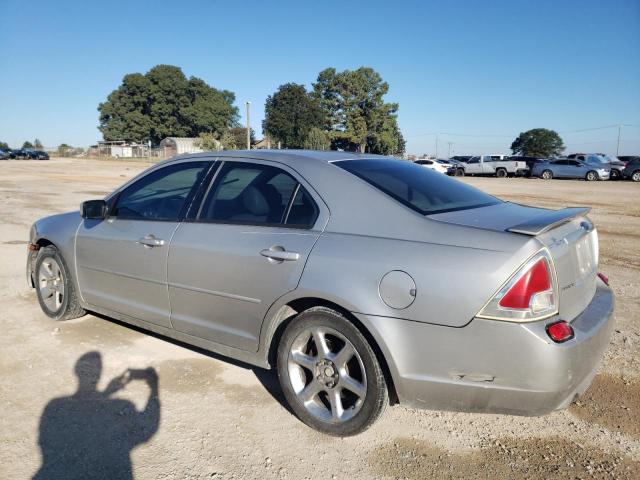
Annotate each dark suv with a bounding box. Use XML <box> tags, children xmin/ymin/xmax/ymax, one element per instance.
<box><xmin>622</xmin><ymin>159</ymin><xmax>640</xmax><ymax>182</ymax></box>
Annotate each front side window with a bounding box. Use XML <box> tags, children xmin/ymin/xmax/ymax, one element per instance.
<box><xmin>336</xmin><ymin>159</ymin><xmax>501</xmax><ymax>215</ymax></box>
<box><xmin>199</xmin><ymin>162</ymin><xmax>318</xmax><ymax>228</ymax></box>
<box><xmin>113</xmin><ymin>162</ymin><xmax>209</xmax><ymax>221</ymax></box>
<box><xmin>468</xmin><ymin>157</ymin><xmax>480</xmax><ymax>164</ymax></box>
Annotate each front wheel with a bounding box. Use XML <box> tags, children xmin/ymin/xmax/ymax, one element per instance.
<box><xmin>35</xmin><ymin>246</ymin><xmax>86</xmax><ymax>320</ymax></box>
<box><xmin>454</xmin><ymin>168</ymin><xmax>465</xmax><ymax>177</ymax></box>
<box><xmin>541</xmin><ymin>169</ymin><xmax>553</xmax><ymax>180</ymax></box>
<box><xmin>586</xmin><ymin>170</ymin><xmax>598</xmax><ymax>181</ymax></box>
<box><xmin>277</xmin><ymin>307</ymin><xmax>387</xmax><ymax>436</ymax></box>
<box><xmin>632</xmin><ymin>170</ymin><xmax>640</xmax><ymax>182</ymax></box>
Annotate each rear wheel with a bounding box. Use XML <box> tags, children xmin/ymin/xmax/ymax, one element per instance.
<box><xmin>495</xmin><ymin>168</ymin><xmax>507</xmax><ymax>178</ymax></box>
<box><xmin>586</xmin><ymin>170</ymin><xmax>598</xmax><ymax>181</ymax></box>
<box><xmin>35</xmin><ymin>246</ymin><xmax>85</xmax><ymax>320</ymax></box>
<box><xmin>541</xmin><ymin>169</ymin><xmax>553</xmax><ymax>180</ymax></box>
<box><xmin>632</xmin><ymin>170</ymin><xmax>640</xmax><ymax>182</ymax></box>
<box><xmin>277</xmin><ymin>307</ymin><xmax>387</xmax><ymax>436</ymax></box>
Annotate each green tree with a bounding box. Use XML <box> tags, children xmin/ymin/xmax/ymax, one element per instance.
<box><xmin>0</xmin><ymin>141</ymin><xmax>10</xmax><ymax>150</ymax></box>
<box><xmin>511</xmin><ymin>128</ymin><xmax>565</xmax><ymax>157</ymax></box>
<box><xmin>57</xmin><ymin>143</ymin><xmax>72</xmax><ymax>157</ymax></box>
<box><xmin>34</xmin><ymin>138</ymin><xmax>43</xmax><ymax>150</ymax></box>
<box><xmin>98</xmin><ymin>65</ymin><xmax>239</xmax><ymax>145</ymax></box>
<box><xmin>23</xmin><ymin>141</ymin><xmax>34</xmax><ymax>149</ymax></box>
<box><xmin>303</xmin><ymin>127</ymin><xmax>331</xmax><ymax>150</ymax></box>
<box><xmin>219</xmin><ymin>130</ymin><xmax>238</xmax><ymax>150</ymax></box>
<box><xmin>312</xmin><ymin>67</ymin><xmax>403</xmax><ymax>155</ymax></box>
<box><xmin>263</xmin><ymin>83</ymin><xmax>325</xmax><ymax>149</ymax></box>
<box><xmin>195</xmin><ymin>132</ymin><xmax>221</xmax><ymax>151</ymax></box>
<box><xmin>229</xmin><ymin>127</ymin><xmax>255</xmax><ymax>150</ymax></box>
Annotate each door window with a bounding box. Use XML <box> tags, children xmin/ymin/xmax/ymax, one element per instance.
<box><xmin>112</xmin><ymin>162</ymin><xmax>210</xmax><ymax>221</ymax></box>
<box><xmin>199</xmin><ymin>162</ymin><xmax>318</xmax><ymax>228</ymax></box>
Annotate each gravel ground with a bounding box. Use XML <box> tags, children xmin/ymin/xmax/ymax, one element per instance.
<box><xmin>0</xmin><ymin>158</ymin><xmax>638</xmax><ymax>479</ymax></box>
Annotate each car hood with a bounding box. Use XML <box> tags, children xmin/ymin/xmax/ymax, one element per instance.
<box><xmin>428</xmin><ymin>202</ymin><xmax>590</xmax><ymax>236</ymax></box>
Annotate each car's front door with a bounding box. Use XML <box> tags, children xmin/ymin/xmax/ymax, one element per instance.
<box><xmin>76</xmin><ymin>160</ymin><xmax>212</xmax><ymax>327</ymax></box>
<box><xmin>481</xmin><ymin>155</ymin><xmax>495</xmax><ymax>174</ymax></box>
<box><xmin>167</xmin><ymin>159</ymin><xmax>327</xmax><ymax>351</ymax></box>
<box><xmin>465</xmin><ymin>156</ymin><xmax>481</xmax><ymax>174</ymax></box>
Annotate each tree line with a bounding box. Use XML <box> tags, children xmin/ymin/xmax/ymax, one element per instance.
<box><xmin>97</xmin><ymin>65</ymin><xmax>406</xmax><ymax>155</ymax></box>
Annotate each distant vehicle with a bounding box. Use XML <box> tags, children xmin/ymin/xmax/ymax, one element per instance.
<box><xmin>622</xmin><ymin>158</ymin><xmax>640</xmax><ymax>182</ymax></box>
<box><xmin>34</xmin><ymin>151</ymin><xmax>49</xmax><ymax>160</ymax></box>
<box><xmin>415</xmin><ymin>159</ymin><xmax>448</xmax><ymax>174</ymax></box>
<box><xmin>506</xmin><ymin>156</ymin><xmax>547</xmax><ymax>177</ymax></box>
<box><xmin>12</xmin><ymin>149</ymin><xmax>28</xmax><ymax>159</ymax></box>
<box><xmin>568</xmin><ymin>153</ymin><xmax>624</xmax><ymax>180</ymax></box>
<box><xmin>532</xmin><ymin>159</ymin><xmax>610</xmax><ymax>181</ymax></box>
<box><xmin>454</xmin><ymin>155</ymin><xmax>528</xmax><ymax>178</ymax></box>
<box><xmin>0</xmin><ymin>148</ymin><xmax>13</xmax><ymax>160</ymax></box>
<box><xmin>23</xmin><ymin>150</ymin><xmax>39</xmax><ymax>159</ymax></box>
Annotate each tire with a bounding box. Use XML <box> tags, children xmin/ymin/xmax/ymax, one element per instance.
<box><xmin>455</xmin><ymin>168</ymin><xmax>465</xmax><ymax>177</ymax></box>
<box><xmin>495</xmin><ymin>168</ymin><xmax>507</xmax><ymax>178</ymax></box>
<box><xmin>610</xmin><ymin>169</ymin><xmax>620</xmax><ymax>181</ymax></box>
<box><xmin>586</xmin><ymin>170</ymin><xmax>598</xmax><ymax>181</ymax></box>
<box><xmin>632</xmin><ymin>170</ymin><xmax>640</xmax><ymax>182</ymax></box>
<box><xmin>541</xmin><ymin>169</ymin><xmax>553</xmax><ymax>180</ymax></box>
<box><xmin>277</xmin><ymin>306</ymin><xmax>387</xmax><ymax>436</ymax></box>
<box><xmin>35</xmin><ymin>246</ymin><xmax>86</xmax><ymax>320</ymax></box>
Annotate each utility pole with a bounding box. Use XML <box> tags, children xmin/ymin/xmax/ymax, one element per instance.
<box><xmin>447</xmin><ymin>142</ymin><xmax>453</xmax><ymax>158</ymax></box>
<box><xmin>245</xmin><ymin>101</ymin><xmax>251</xmax><ymax>150</ymax></box>
<box><xmin>616</xmin><ymin>124</ymin><xmax>622</xmax><ymax>156</ymax></box>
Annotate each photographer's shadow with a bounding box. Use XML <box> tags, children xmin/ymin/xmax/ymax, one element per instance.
<box><xmin>34</xmin><ymin>351</ymin><xmax>160</xmax><ymax>480</ymax></box>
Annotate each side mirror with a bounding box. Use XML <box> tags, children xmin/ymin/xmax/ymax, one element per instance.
<box><xmin>81</xmin><ymin>199</ymin><xmax>108</xmax><ymax>220</ymax></box>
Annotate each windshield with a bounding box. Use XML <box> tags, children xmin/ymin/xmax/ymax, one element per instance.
<box><xmin>336</xmin><ymin>159</ymin><xmax>501</xmax><ymax>215</ymax></box>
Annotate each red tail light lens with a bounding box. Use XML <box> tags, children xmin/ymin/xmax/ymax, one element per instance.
<box><xmin>546</xmin><ymin>320</ymin><xmax>574</xmax><ymax>343</ymax></box>
<box><xmin>477</xmin><ymin>250</ymin><xmax>558</xmax><ymax>322</ymax></box>
<box><xmin>499</xmin><ymin>258</ymin><xmax>551</xmax><ymax>309</ymax></box>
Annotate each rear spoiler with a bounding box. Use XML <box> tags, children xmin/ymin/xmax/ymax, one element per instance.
<box><xmin>507</xmin><ymin>207</ymin><xmax>591</xmax><ymax>236</ymax></box>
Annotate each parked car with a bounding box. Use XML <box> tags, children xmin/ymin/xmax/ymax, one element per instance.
<box><xmin>0</xmin><ymin>148</ymin><xmax>13</xmax><ymax>159</ymax></box>
<box><xmin>453</xmin><ymin>155</ymin><xmax>528</xmax><ymax>177</ymax></box>
<box><xmin>27</xmin><ymin>151</ymin><xmax>614</xmax><ymax>436</ymax></box>
<box><xmin>34</xmin><ymin>151</ymin><xmax>50</xmax><ymax>160</ymax></box>
<box><xmin>622</xmin><ymin>158</ymin><xmax>640</xmax><ymax>182</ymax></box>
<box><xmin>450</xmin><ymin>155</ymin><xmax>472</xmax><ymax>163</ymax></box>
<box><xmin>532</xmin><ymin>158</ymin><xmax>610</xmax><ymax>181</ymax></box>
<box><xmin>568</xmin><ymin>153</ymin><xmax>624</xmax><ymax>180</ymax></box>
<box><xmin>618</xmin><ymin>156</ymin><xmax>639</xmax><ymax>165</ymax></box>
<box><xmin>415</xmin><ymin>159</ymin><xmax>448</xmax><ymax>174</ymax></box>
<box><xmin>11</xmin><ymin>149</ymin><xmax>28</xmax><ymax>159</ymax></box>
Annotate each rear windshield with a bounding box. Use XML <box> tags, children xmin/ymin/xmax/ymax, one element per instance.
<box><xmin>336</xmin><ymin>159</ymin><xmax>501</xmax><ymax>215</ymax></box>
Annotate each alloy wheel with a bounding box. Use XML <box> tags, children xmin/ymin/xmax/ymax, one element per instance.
<box><xmin>38</xmin><ymin>258</ymin><xmax>65</xmax><ymax>312</ymax></box>
<box><xmin>287</xmin><ymin>326</ymin><xmax>367</xmax><ymax>424</ymax></box>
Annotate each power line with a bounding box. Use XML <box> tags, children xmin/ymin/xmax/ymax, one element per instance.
<box><xmin>406</xmin><ymin>124</ymin><xmax>640</xmax><ymax>139</ymax></box>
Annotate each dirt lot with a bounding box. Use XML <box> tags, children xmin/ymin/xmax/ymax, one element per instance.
<box><xmin>1</xmin><ymin>158</ymin><xmax>638</xmax><ymax>479</ymax></box>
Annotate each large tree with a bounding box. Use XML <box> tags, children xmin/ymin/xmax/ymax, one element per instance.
<box><xmin>0</xmin><ymin>141</ymin><xmax>9</xmax><ymax>150</ymax></box>
<box><xmin>98</xmin><ymin>65</ymin><xmax>239</xmax><ymax>145</ymax></box>
<box><xmin>511</xmin><ymin>128</ymin><xmax>565</xmax><ymax>157</ymax></box>
<box><xmin>263</xmin><ymin>83</ymin><xmax>325</xmax><ymax>149</ymax></box>
<box><xmin>22</xmin><ymin>141</ymin><xmax>34</xmax><ymax>149</ymax></box>
<box><xmin>312</xmin><ymin>67</ymin><xmax>404</xmax><ymax>155</ymax></box>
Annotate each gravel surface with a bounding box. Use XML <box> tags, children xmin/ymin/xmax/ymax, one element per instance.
<box><xmin>0</xmin><ymin>158</ymin><xmax>638</xmax><ymax>479</ymax></box>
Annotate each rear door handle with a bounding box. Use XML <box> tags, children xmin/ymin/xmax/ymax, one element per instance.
<box><xmin>137</xmin><ymin>234</ymin><xmax>165</xmax><ymax>248</ymax></box>
<box><xmin>260</xmin><ymin>247</ymin><xmax>300</xmax><ymax>262</ymax></box>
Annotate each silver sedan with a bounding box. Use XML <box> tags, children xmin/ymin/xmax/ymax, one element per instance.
<box><xmin>27</xmin><ymin>150</ymin><xmax>614</xmax><ymax>436</ymax></box>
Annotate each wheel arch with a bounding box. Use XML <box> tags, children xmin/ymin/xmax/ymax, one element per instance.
<box><xmin>263</xmin><ymin>295</ymin><xmax>399</xmax><ymax>405</ymax></box>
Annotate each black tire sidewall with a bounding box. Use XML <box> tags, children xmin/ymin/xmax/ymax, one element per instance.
<box><xmin>496</xmin><ymin>169</ymin><xmax>507</xmax><ymax>178</ymax></box>
<box><xmin>35</xmin><ymin>247</ymin><xmax>73</xmax><ymax>320</ymax></box>
<box><xmin>277</xmin><ymin>308</ymin><xmax>386</xmax><ymax>436</ymax></box>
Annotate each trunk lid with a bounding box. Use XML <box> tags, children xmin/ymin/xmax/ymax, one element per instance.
<box><xmin>430</xmin><ymin>202</ymin><xmax>598</xmax><ymax>321</ymax></box>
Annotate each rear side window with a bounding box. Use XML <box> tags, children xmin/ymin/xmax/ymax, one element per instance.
<box><xmin>199</xmin><ymin>162</ymin><xmax>318</xmax><ymax>228</ymax></box>
<box><xmin>336</xmin><ymin>159</ymin><xmax>501</xmax><ymax>215</ymax></box>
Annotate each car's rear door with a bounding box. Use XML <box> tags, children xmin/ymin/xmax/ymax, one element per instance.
<box><xmin>76</xmin><ymin>160</ymin><xmax>212</xmax><ymax>328</ymax></box>
<box><xmin>167</xmin><ymin>159</ymin><xmax>328</xmax><ymax>351</ymax></box>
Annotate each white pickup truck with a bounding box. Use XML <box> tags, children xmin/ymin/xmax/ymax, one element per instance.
<box><xmin>453</xmin><ymin>155</ymin><xmax>529</xmax><ymax>178</ymax></box>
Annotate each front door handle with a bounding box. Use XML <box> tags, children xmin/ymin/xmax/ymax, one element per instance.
<box><xmin>137</xmin><ymin>234</ymin><xmax>165</xmax><ymax>248</ymax></box>
<box><xmin>260</xmin><ymin>246</ymin><xmax>300</xmax><ymax>262</ymax></box>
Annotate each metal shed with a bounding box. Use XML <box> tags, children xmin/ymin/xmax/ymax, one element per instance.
<box><xmin>159</xmin><ymin>137</ymin><xmax>208</xmax><ymax>158</ymax></box>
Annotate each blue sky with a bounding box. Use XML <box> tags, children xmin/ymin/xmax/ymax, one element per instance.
<box><xmin>1</xmin><ymin>0</ymin><xmax>639</xmax><ymax>155</ymax></box>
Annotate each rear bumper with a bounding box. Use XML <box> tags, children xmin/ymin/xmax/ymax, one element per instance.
<box><xmin>356</xmin><ymin>280</ymin><xmax>614</xmax><ymax>415</ymax></box>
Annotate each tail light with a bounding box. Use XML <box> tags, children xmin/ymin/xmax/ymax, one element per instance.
<box><xmin>546</xmin><ymin>320</ymin><xmax>574</xmax><ymax>343</ymax></box>
<box><xmin>477</xmin><ymin>249</ymin><xmax>558</xmax><ymax>322</ymax></box>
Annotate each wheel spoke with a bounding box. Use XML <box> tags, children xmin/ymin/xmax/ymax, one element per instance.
<box><xmin>328</xmin><ymin>390</ymin><xmax>344</xmax><ymax>420</ymax></box>
<box><xmin>312</xmin><ymin>328</ymin><xmax>330</xmax><ymax>357</ymax></box>
<box><xmin>290</xmin><ymin>350</ymin><xmax>316</xmax><ymax>372</ymax></box>
<box><xmin>299</xmin><ymin>381</ymin><xmax>322</xmax><ymax>404</ymax></box>
<box><xmin>333</xmin><ymin>343</ymin><xmax>355</xmax><ymax>369</ymax></box>
<box><xmin>340</xmin><ymin>375</ymin><xmax>366</xmax><ymax>399</ymax></box>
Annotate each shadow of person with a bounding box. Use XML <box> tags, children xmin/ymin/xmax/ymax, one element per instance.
<box><xmin>33</xmin><ymin>351</ymin><xmax>160</xmax><ymax>480</ymax></box>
